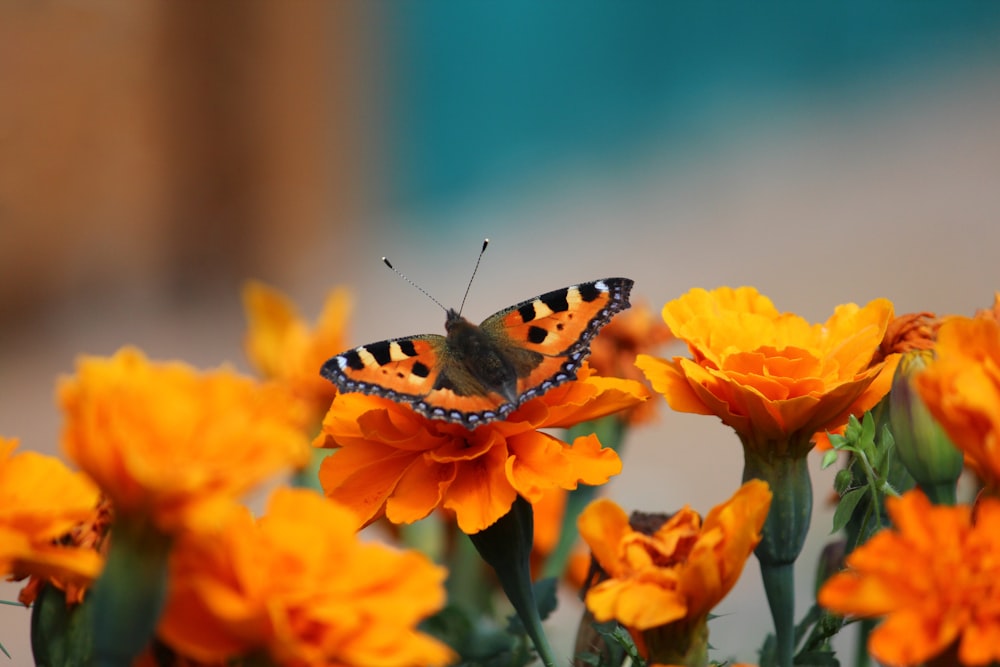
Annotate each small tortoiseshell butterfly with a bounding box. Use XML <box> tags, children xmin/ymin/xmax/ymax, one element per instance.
<box><xmin>321</xmin><ymin>241</ymin><xmax>633</xmax><ymax>429</ymax></box>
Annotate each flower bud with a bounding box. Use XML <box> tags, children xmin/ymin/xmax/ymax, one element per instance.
<box><xmin>889</xmin><ymin>350</ymin><xmax>963</xmax><ymax>504</ymax></box>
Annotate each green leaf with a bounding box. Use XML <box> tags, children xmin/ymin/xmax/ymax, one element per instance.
<box><xmin>832</xmin><ymin>488</ymin><xmax>866</xmax><ymax>534</ymax></box>
<box><xmin>820</xmin><ymin>450</ymin><xmax>839</xmax><ymax>470</ymax></box>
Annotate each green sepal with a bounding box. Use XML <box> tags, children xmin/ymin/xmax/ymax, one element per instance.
<box><xmin>91</xmin><ymin>518</ymin><xmax>172</xmax><ymax>666</ymax></box>
<box><xmin>31</xmin><ymin>584</ymin><xmax>94</xmax><ymax>667</ymax></box>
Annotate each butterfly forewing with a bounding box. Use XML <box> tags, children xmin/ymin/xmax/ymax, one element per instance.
<box><xmin>487</xmin><ymin>278</ymin><xmax>633</xmax><ymax>355</ymax></box>
<box><xmin>321</xmin><ymin>335</ymin><xmax>445</xmax><ymax>401</ymax></box>
<box><xmin>485</xmin><ymin>277</ymin><xmax>633</xmax><ymax>403</ymax></box>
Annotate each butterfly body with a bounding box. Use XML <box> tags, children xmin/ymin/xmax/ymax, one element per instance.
<box><xmin>322</xmin><ymin>277</ymin><xmax>633</xmax><ymax>429</ymax></box>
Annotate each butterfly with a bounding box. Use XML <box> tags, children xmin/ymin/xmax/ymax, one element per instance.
<box><xmin>321</xmin><ymin>273</ymin><xmax>634</xmax><ymax>429</ymax></box>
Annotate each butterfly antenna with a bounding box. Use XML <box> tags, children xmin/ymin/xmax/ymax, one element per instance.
<box><xmin>382</xmin><ymin>256</ymin><xmax>448</xmax><ymax>313</ymax></box>
<box><xmin>458</xmin><ymin>238</ymin><xmax>490</xmax><ymax>316</ymax></box>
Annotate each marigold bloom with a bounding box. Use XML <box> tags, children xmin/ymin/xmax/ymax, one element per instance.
<box><xmin>578</xmin><ymin>480</ymin><xmax>771</xmax><ymax>633</ymax></box>
<box><xmin>819</xmin><ymin>490</ymin><xmax>1000</xmax><ymax>666</ymax></box>
<box><xmin>157</xmin><ymin>487</ymin><xmax>453</xmax><ymax>667</ymax></box>
<box><xmin>872</xmin><ymin>311</ymin><xmax>939</xmax><ymax>364</ymax></box>
<box><xmin>0</xmin><ymin>438</ymin><xmax>103</xmax><ymax>592</ymax></box>
<box><xmin>315</xmin><ymin>365</ymin><xmax>646</xmax><ymax>533</ymax></box>
<box><xmin>588</xmin><ymin>301</ymin><xmax>674</xmax><ymax>424</ymax></box>
<box><xmin>636</xmin><ymin>286</ymin><xmax>898</xmax><ymax>456</ymax></box>
<box><xmin>60</xmin><ymin>347</ymin><xmax>311</xmax><ymax>534</ymax></box>
<box><xmin>916</xmin><ymin>315</ymin><xmax>1000</xmax><ymax>491</ymax></box>
<box><xmin>243</xmin><ymin>280</ymin><xmax>352</xmax><ymax>417</ymax></box>
<box><xmin>974</xmin><ymin>292</ymin><xmax>1000</xmax><ymax>322</ymax></box>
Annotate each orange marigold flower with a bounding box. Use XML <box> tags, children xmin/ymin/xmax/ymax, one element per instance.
<box><xmin>974</xmin><ymin>292</ymin><xmax>1000</xmax><ymax>322</ymax></box>
<box><xmin>242</xmin><ymin>280</ymin><xmax>352</xmax><ymax>418</ymax></box>
<box><xmin>819</xmin><ymin>490</ymin><xmax>1000</xmax><ymax>666</ymax></box>
<box><xmin>18</xmin><ymin>496</ymin><xmax>112</xmax><ymax>606</ymax></box>
<box><xmin>873</xmin><ymin>311</ymin><xmax>940</xmax><ymax>364</ymax></box>
<box><xmin>915</xmin><ymin>315</ymin><xmax>1000</xmax><ymax>491</ymax></box>
<box><xmin>636</xmin><ymin>286</ymin><xmax>899</xmax><ymax>456</ymax></box>
<box><xmin>157</xmin><ymin>487</ymin><xmax>454</xmax><ymax>667</ymax></box>
<box><xmin>315</xmin><ymin>365</ymin><xmax>646</xmax><ymax>533</ymax></box>
<box><xmin>588</xmin><ymin>301</ymin><xmax>674</xmax><ymax>425</ymax></box>
<box><xmin>578</xmin><ymin>480</ymin><xmax>771</xmax><ymax>633</ymax></box>
<box><xmin>60</xmin><ymin>347</ymin><xmax>311</xmax><ymax>534</ymax></box>
<box><xmin>0</xmin><ymin>438</ymin><xmax>103</xmax><ymax>593</ymax></box>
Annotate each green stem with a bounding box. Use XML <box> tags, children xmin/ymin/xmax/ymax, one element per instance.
<box><xmin>854</xmin><ymin>618</ymin><xmax>875</xmax><ymax>667</ymax></box>
<box><xmin>760</xmin><ymin>562</ymin><xmax>795</xmax><ymax>667</ymax></box>
<box><xmin>742</xmin><ymin>449</ymin><xmax>812</xmax><ymax>667</ymax></box>
<box><xmin>541</xmin><ymin>483</ymin><xmax>596</xmax><ymax>580</ymax></box>
<box><xmin>468</xmin><ymin>496</ymin><xmax>557</xmax><ymax>667</ymax></box>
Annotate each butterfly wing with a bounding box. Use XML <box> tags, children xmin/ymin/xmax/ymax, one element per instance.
<box><xmin>481</xmin><ymin>277</ymin><xmax>634</xmax><ymax>402</ymax></box>
<box><xmin>320</xmin><ymin>333</ymin><xmax>516</xmax><ymax>427</ymax></box>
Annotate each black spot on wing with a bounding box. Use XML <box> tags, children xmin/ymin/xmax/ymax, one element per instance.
<box><xmin>367</xmin><ymin>341</ymin><xmax>392</xmax><ymax>366</ymax></box>
<box><xmin>412</xmin><ymin>361</ymin><xmax>431</xmax><ymax>378</ymax></box>
<box><xmin>518</xmin><ymin>302</ymin><xmax>537</xmax><ymax>323</ymax></box>
<box><xmin>577</xmin><ymin>282</ymin><xmax>601</xmax><ymax>302</ymax></box>
<box><xmin>397</xmin><ymin>339</ymin><xmax>418</xmax><ymax>357</ymax></box>
<box><xmin>527</xmin><ymin>325</ymin><xmax>548</xmax><ymax>344</ymax></box>
<box><xmin>342</xmin><ymin>349</ymin><xmax>365</xmax><ymax>371</ymax></box>
<box><xmin>540</xmin><ymin>290</ymin><xmax>570</xmax><ymax>313</ymax></box>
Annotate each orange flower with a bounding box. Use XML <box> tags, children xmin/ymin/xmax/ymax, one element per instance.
<box><xmin>315</xmin><ymin>365</ymin><xmax>647</xmax><ymax>533</ymax></box>
<box><xmin>915</xmin><ymin>315</ymin><xmax>1000</xmax><ymax>491</ymax></box>
<box><xmin>873</xmin><ymin>311</ymin><xmax>939</xmax><ymax>364</ymax></box>
<box><xmin>974</xmin><ymin>291</ymin><xmax>1000</xmax><ymax>322</ymax></box>
<box><xmin>242</xmin><ymin>281</ymin><xmax>352</xmax><ymax>418</ymax></box>
<box><xmin>0</xmin><ymin>438</ymin><xmax>103</xmax><ymax>593</ymax></box>
<box><xmin>157</xmin><ymin>487</ymin><xmax>453</xmax><ymax>667</ymax></box>
<box><xmin>60</xmin><ymin>347</ymin><xmax>311</xmax><ymax>534</ymax></box>
<box><xmin>637</xmin><ymin>287</ymin><xmax>899</xmax><ymax>456</ymax></box>
<box><xmin>819</xmin><ymin>490</ymin><xmax>1000</xmax><ymax>666</ymax></box>
<box><xmin>588</xmin><ymin>301</ymin><xmax>674</xmax><ymax>424</ymax></box>
<box><xmin>578</xmin><ymin>480</ymin><xmax>771</xmax><ymax>632</ymax></box>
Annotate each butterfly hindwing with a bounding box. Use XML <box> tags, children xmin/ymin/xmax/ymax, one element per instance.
<box><xmin>322</xmin><ymin>276</ymin><xmax>634</xmax><ymax>429</ymax></box>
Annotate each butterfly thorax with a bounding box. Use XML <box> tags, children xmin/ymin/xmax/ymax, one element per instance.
<box><xmin>443</xmin><ymin>309</ymin><xmax>520</xmax><ymax>404</ymax></box>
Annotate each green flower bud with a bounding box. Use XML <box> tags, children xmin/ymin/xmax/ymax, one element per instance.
<box><xmin>889</xmin><ymin>350</ymin><xmax>963</xmax><ymax>504</ymax></box>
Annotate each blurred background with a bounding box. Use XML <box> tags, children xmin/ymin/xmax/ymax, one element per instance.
<box><xmin>3</xmin><ymin>2</ymin><xmax>1000</xmax><ymax>664</ymax></box>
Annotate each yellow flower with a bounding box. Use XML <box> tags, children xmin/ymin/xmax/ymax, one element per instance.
<box><xmin>0</xmin><ymin>438</ymin><xmax>103</xmax><ymax>592</ymax></box>
<box><xmin>242</xmin><ymin>280</ymin><xmax>352</xmax><ymax>419</ymax></box>
<box><xmin>578</xmin><ymin>481</ymin><xmax>771</xmax><ymax>663</ymax></box>
<box><xmin>637</xmin><ymin>286</ymin><xmax>898</xmax><ymax>456</ymax></box>
<box><xmin>819</xmin><ymin>490</ymin><xmax>1000</xmax><ymax>666</ymax></box>
<box><xmin>60</xmin><ymin>347</ymin><xmax>310</xmax><ymax>534</ymax></box>
<box><xmin>157</xmin><ymin>487</ymin><xmax>454</xmax><ymax>667</ymax></box>
<box><xmin>315</xmin><ymin>365</ymin><xmax>646</xmax><ymax>534</ymax></box>
<box><xmin>915</xmin><ymin>315</ymin><xmax>1000</xmax><ymax>491</ymax></box>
